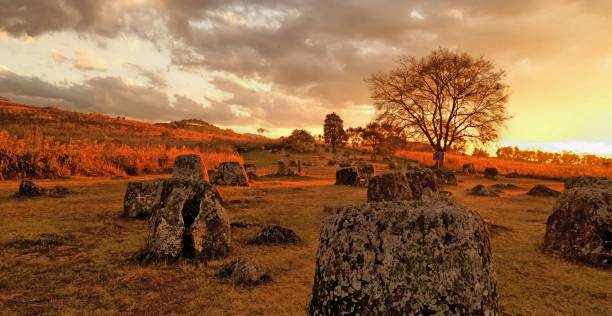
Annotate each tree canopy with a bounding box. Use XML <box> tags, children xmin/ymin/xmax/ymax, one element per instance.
<box><xmin>323</xmin><ymin>112</ymin><xmax>347</xmax><ymax>153</ymax></box>
<box><xmin>368</xmin><ymin>48</ymin><xmax>510</xmax><ymax>157</ymax></box>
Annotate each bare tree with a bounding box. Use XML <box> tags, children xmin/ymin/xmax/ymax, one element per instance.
<box><xmin>368</xmin><ymin>48</ymin><xmax>510</xmax><ymax>166</ymax></box>
<box><xmin>256</xmin><ymin>127</ymin><xmax>269</xmax><ymax>135</ymax></box>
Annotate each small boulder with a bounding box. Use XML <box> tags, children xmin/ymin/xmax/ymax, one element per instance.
<box><xmin>564</xmin><ymin>176</ymin><xmax>611</xmax><ymax>190</ymax></box>
<box><xmin>484</xmin><ymin>167</ymin><xmax>498</xmax><ymax>179</ymax></box>
<box><xmin>308</xmin><ymin>200</ymin><xmax>498</xmax><ymax>315</ymax></box>
<box><xmin>463</xmin><ymin>163</ymin><xmax>476</xmax><ymax>175</ymax></box>
<box><xmin>216</xmin><ymin>162</ymin><xmax>249</xmax><ymax>186</ymax></box>
<box><xmin>172</xmin><ymin>154</ymin><xmax>208</xmax><ymax>181</ymax></box>
<box><xmin>542</xmin><ymin>187</ymin><xmax>611</xmax><ymax>269</ymax></box>
<box><xmin>244</xmin><ymin>164</ymin><xmax>257</xmax><ymax>181</ymax></box>
<box><xmin>527</xmin><ymin>184</ymin><xmax>560</xmax><ymax>197</ymax></box>
<box><xmin>17</xmin><ymin>179</ymin><xmax>44</xmax><ymax>197</ymax></box>
<box><xmin>217</xmin><ymin>258</ymin><xmax>271</xmax><ymax>286</ymax></box>
<box><xmin>470</xmin><ymin>184</ymin><xmax>499</xmax><ymax>197</ymax></box>
<box><xmin>335</xmin><ymin>167</ymin><xmax>360</xmax><ymax>186</ymax></box>
<box><xmin>251</xmin><ymin>224</ymin><xmax>302</xmax><ymax>245</ymax></box>
<box><xmin>124</xmin><ymin>180</ymin><xmax>164</xmax><ymax>218</ymax></box>
<box><xmin>143</xmin><ymin>179</ymin><xmax>230</xmax><ymax>261</ymax></box>
<box><xmin>434</xmin><ymin>168</ymin><xmax>458</xmax><ymax>185</ymax></box>
<box><xmin>327</xmin><ymin>160</ymin><xmax>337</xmax><ymax>166</ymax></box>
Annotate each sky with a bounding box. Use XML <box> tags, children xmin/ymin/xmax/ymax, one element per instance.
<box><xmin>0</xmin><ymin>0</ymin><xmax>610</xmax><ymax>155</ymax></box>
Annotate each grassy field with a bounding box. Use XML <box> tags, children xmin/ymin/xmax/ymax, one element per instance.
<box><xmin>0</xmin><ymin>150</ymin><xmax>610</xmax><ymax>315</ymax></box>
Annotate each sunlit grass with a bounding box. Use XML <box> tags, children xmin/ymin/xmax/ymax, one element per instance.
<box><xmin>0</xmin><ymin>150</ymin><xmax>610</xmax><ymax>315</ymax></box>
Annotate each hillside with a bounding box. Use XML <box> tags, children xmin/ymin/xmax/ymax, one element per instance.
<box><xmin>0</xmin><ymin>99</ymin><xmax>265</xmax><ymax>145</ymax></box>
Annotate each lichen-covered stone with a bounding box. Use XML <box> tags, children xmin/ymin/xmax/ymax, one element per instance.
<box><xmin>527</xmin><ymin>184</ymin><xmax>560</xmax><ymax>197</ymax></box>
<box><xmin>335</xmin><ymin>167</ymin><xmax>360</xmax><ymax>186</ymax></box>
<box><xmin>172</xmin><ymin>154</ymin><xmax>208</xmax><ymax>181</ymax></box>
<box><xmin>463</xmin><ymin>163</ymin><xmax>476</xmax><ymax>175</ymax></box>
<box><xmin>564</xmin><ymin>176</ymin><xmax>611</xmax><ymax>190</ymax></box>
<box><xmin>144</xmin><ymin>179</ymin><xmax>230</xmax><ymax>260</ymax></box>
<box><xmin>368</xmin><ymin>173</ymin><xmax>410</xmax><ymax>202</ymax></box>
<box><xmin>484</xmin><ymin>167</ymin><xmax>498</xmax><ymax>179</ymax></box>
<box><xmin>308</xmin><ymin>200</ymin><xmax>498</xmax><ymax>315</ymax></box>
<box><xmin>363</xmin><ymin>169</ymin><xmax>442</xmax><ymax>202</ymax></box>
<box><xmin>216</xmin><ymin>162</ymin><xmax>249</xmax><ymax>186</ymax></box>
<box><xmin>542</xmin><ymin>187</ymin><xmax>611</xmax><ymax>269</ymax></box>
<box><xmin>123</xmin><ymin>180</ymin><xmax>164</xmax><ymax>218</ymax></box>
<box><xmin>217</xmin><ymin>258</ymin><xmax>271</xmax><ymax>286</ymax></box>
<box><xmin>251</xmin><ymin>224</ymin><xmax>302</xmax><ymax>244</ymax></box>
<box><xmin>434</xmin><ymin>168</ymin><xmax>458</xmax><ymax>185</ymax></box>
<box><xmin>404</xmin><ymin>168</ymin><xmax>440</xmax><ymax>200</ymax></box>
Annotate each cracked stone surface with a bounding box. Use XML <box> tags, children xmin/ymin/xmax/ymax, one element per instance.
<box><xmin>564</xmin><ymin>176</ymin><xmax>611</xmax><ymax>190</ymax></box>
<box><xmin>215</xmin><ymin>162</ymin><xmax>249</xmax><ymax>186</ymax></box>
<box><xmin>144</xmin><ymin>179</ymin><xmax>230</xmax><ymax>260</ymax></box>
<box><xmin>308</xmin><ymin>200</ymin><xmax>498</xmax><ymax>315</ymax></box>
<box><xmin>172</xmin><ymin>154</ymin><xmax>208</xmax><ymax>182</ymax></box>
<box><xmin>367</xmin><ymin>169</ymin><xmax>440</xmax><ymax>202</ymax></box>
<box><xmin>542</xmin><ymin>186</ymin><xmax>611</xmax><ymax>269</ymax></box>
<box><xmin>434</xmin><ymin>168</ymin><xmax>458</xmax><ymax>185</ymax></box>
<box><xmin>123</xmin><ymin>179</ymin><xmax>164</xmax><ymax>218</ymax></box>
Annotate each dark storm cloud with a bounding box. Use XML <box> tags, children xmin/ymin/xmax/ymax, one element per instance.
<box><xmin>2</xmin><ymin>0</ymin><xmax>612</xmax><ymax>127</ymax></box>
<box><xmin>0</xmin><ymin>69</ymin><xmax>237</xmax><ymax>123</ymax></box>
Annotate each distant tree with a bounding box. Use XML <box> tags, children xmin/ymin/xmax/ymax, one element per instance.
<box><xmin>315</xmin><ymin>134</ymin><xmax>324</xmax><ymax>143</ymax></box>
<box><xmin>346</xmin><ymin>127</ymin><xmax>364</xmax><ymax>159</ymax></box>
<box><xmin>323</xmin><ymin>113</ymin><xmax>347</xmax><ymax>153</ymax></box>
<box><xmin>471</xmin><ymin>148</ymin><xmax>490</xmax><ymax>158</ymax></box>
<box><xmin>257</xmin><ymin>127</ymin><xmax>269</xmax><ymax>135</ymax></box>
<box><xmin>368</xmin><ymin>48</ymin><xmax>510</xmax><ymax>167</ymax></box>
<box><xmin>284</xmin><ymin>129</ymin><xmax>316</xmax><ymax>152</ymax></box>
<box><xmin>359</xmin><ymin>122</ymin><xmax>407</xmax><ymax>161</ymax></box>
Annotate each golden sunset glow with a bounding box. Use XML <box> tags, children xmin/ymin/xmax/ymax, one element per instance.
<box><xmin>0</xmin><ymin>1</ymin><xmax>610</xmax><ymax>155</ymax></box>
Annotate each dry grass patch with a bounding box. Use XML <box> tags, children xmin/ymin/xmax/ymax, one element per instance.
<box><xmin>0</xmin><ymin>151</ymin><xmax>610</xmax><ymax>315</ymax></box>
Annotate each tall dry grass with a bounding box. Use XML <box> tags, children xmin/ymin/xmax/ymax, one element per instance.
<box><xmin>396</xmin><ymin>150</ymin><xmax>612</xmax><ymax>179</ymax></box>
<box><xmin>0</xmin><ymin>131</ymin><xmax>242</xmax><ymax>180</ymax></box>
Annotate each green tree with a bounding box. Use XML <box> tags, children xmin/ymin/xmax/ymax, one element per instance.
<box><xmin>323</xmin><ymin>112</ymin><xmax>347</xmax><ymax>153</ymax></box>
<box><xmin>284</xmin><ymin>129</ymin><xmax>316</xmax><ymax>152</ymax></box>
<box><xmin>346</xmin><ymin>127</ymin><xmax>364</xmax><ymax>159</ymax></box>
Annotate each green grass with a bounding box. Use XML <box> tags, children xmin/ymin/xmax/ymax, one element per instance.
<box><xmin>0</xmin><ymin>150</ymin><xmax>610</xmax><ymax>315</ymax></box>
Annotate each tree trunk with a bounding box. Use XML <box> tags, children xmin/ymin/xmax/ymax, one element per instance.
<box><xmin>332</xmin><ymin>143</ymin><xmax>336</xmax><ymax>153</ymax></box>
